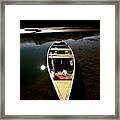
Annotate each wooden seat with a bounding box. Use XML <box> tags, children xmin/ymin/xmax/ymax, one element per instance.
<box><xmin>48</xmin><ymin>54</ymin><xmax>73</xmax><ymax>58</ymax></box>
<box><xmin>50</xmin><ymin>48</ymin><xmax>71</xmax><ymax>51</ymax></box>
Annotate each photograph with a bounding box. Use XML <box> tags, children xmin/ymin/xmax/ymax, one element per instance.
<box><xmin>20</xmin><ymin>20</ymin><xmax>100</xmax><ymax>100</ymax></box>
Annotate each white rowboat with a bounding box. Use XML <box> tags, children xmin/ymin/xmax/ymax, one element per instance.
<box><xmin>47</xmin><ymin>40</ymin><xmax>75</xmax><ymax>100</ymax></box>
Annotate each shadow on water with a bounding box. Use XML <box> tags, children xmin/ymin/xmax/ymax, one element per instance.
<box><xmin>41</xmin><ymin>60</ymin><xmax>86</xmax><ymax>100</ymax></box>
<box><xmin>44</xmin><ymin>61</ymin><xmax>86</xmax><ymax>100</ymax></box>
<box><xmin>70</xmin><ymin>61</ymin><xmax>86</xmax><ymax>100</ymax></box>
<box><xmin>47</xmin><ymin>75</ymin><xmax>59</xmax><ymax>100</ymax></box>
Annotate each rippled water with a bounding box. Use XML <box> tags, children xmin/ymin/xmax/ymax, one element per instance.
<box><xmin>20</xmin><ymin>34</ymin><xmax>100</xmax><ymax>100</ymax></box>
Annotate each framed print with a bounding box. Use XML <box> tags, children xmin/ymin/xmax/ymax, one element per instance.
<box><xmin>0</xmin><ymin>0</ymin><xmax>119</xmax><ymax>119</ymax></box>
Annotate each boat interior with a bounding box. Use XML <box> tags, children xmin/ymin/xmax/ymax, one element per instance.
<box><xmin>48</xmin><ymin>41</ymin><xmax>74</xmax><ymax>80</ymax></box>
<box><xmin>48</xmin><ymin>58</ymin><xmax>74</xmax><ymax>80</ymax></box>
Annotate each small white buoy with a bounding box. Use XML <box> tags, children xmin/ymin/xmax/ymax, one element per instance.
<box><xmin>40</xmin><ymin>65</ymin><xmax>46</xmax><ymax>70</ymax></box>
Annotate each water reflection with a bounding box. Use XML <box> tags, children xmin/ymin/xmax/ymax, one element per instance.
<box><xmin>40</xmin><ymin>65</ymin><xmax>46</xmax><ymax>70</ymax></box>
<box><xmin>20</xmin><ymin>34</ymin><xmax>100</xmax><ymax>100</ymax></box>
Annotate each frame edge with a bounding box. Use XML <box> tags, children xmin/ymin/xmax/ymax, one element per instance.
<box><xmin>1</xmin><ymin>0</ymin><xmax>119</xmax><ymax>119</ymax></box>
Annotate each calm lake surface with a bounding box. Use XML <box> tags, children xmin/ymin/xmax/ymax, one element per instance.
<box><xmin>20</xmin><ymin>34</ymin><xmax>100</xmax><ymax>100</ymax></box>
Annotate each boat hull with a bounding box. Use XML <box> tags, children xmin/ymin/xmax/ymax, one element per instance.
<box><xmin>47</xmin><ymin>41</ymin><xmax>75</xmax><ymax>100</ymax></box>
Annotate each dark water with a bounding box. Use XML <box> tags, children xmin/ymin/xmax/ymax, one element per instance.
<box><xmin>20</xmin><ymin>34</ymin><xmax>100</xmax><ymax>100</ymax></box>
